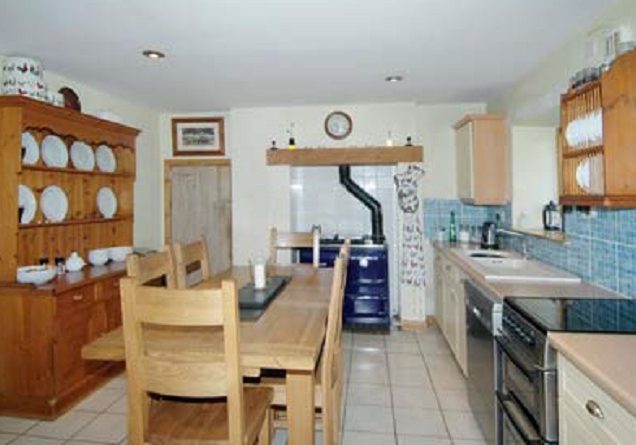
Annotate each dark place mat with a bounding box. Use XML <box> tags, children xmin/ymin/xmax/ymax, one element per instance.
<box><xmin>238</xmin><ymin>275</ymin><xmax>290</xmax><ymax>317</ymax></box>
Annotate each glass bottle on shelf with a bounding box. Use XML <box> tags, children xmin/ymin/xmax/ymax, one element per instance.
<box><xmin>448</xmin><ymin>211</ymin><xmax>457</xmax><ymax>243</ymax></box>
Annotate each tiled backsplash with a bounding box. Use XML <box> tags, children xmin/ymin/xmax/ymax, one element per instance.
<box><xmin>423</xmin><ymin>198</ymin><xmax>636</xmax><ymax>299</ymax></box>
<box><xmin>503</xmin><ymin>208</ymin><xmax>636</xmax><ymax>299</ymax></box>
<box><xmin>422</xmin><ymin>198</ymin><xmax>507</xmax><ymax>239</ymax></box>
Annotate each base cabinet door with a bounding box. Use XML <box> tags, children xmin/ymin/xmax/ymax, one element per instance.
<box><xmin>434</xmin><ymin>252</ymin><xmax>468</xmax><ymax>376</ymax></box>
<box><xmin>455</xmin><ymin>283</ymin><xmax>467</xmax><ymax>375</ymax></box>
<box><xmin>434</xmin><ymin>257</ymin><xmax>445</xmax><ymax>326</ymax></box>
<box><xmin>560</xmin><ymin>400</ymin><xmax>609</xmax><ymax>445</ymax></box>
<box><xmin>558</xmin><ymin>353</ymin><xmax>636</xmax><ymax>444</ymax></box>
<box><xmin>54</xmin><ymin>302</ymin><xmax>92</xmax><ymax>393</ymax></box>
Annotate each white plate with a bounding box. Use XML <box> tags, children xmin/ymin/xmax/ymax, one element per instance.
<box><xmin>21</xmin><ymin>132</ymin><xmax>39</xmax><ymax>165</ymax></box>
<box><xmin>40</xmin><ymin>185</ymin><xmax>68</xmax><ymax>222</ymax></box>
<box><xmin>70</xmin><ymin>141</ymin><xmax>95</xmax><ymax>171</ymax></box>
<box><xmin>95</xmin><ymin>145</ymin><xmax>116</xmax><ymax>173</ymax></box>
<box><xmin>575</xmin><ymin>158</ymin><xmax>591</xmax><ymax>193</ymax></box>
<box><xmin>18</xmin><ymin>184</ymin><xmax>36</xmax><ymax>224</ymax></box>
<box><xmin>97</xmin><ymin>187</ymin><xmax>117</xmax><ymax>218</ymax></box>
<box><xmin>41</xmin><ymin>135</ymin><xmax>68</xmax><ymax>168</ymax></box>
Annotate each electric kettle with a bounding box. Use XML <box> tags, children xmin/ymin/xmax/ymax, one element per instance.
<box><xmin>481</xmin><ymin>221</ymin><xmax>499</xmax><ymax>249</ymax></box>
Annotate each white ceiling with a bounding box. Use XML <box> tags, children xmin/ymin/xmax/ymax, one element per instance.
<box><xmin>0</xmin><ymin>0</ymin><xmax>613</xmax><ymax>111</ymax></box>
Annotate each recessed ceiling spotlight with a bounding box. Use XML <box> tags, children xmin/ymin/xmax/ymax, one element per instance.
<box><xmin>142</xmin><ymin>49</ymin><xmax>166</xmax><ymax>60</ymax></box>
<box><xmin>385</xmin><ymin>75</ymin><xmax>403</xmax><ymax>83</ymax></box>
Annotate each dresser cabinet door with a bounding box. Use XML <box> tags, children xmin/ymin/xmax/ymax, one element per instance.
<box><xmin>54</xmin><ymin>288</ymin><xmax>93</xmax><ymax>392</ymax></box>
<box><xmin>94</xmin><ymin>277</ymin><xmax>122</xmax><ymax>333</ymax></box>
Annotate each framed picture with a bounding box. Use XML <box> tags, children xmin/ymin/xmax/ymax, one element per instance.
<box><xmin>171</xmin><ymin>117</ymin><xmax>225</xmax><ymax>156</ymax></box>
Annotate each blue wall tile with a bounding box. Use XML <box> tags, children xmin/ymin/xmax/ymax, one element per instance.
<box><xmin>590</xmin><ymin>239</ymin><xmax>618</xmax><ymax>290</ymax></box>
<box><xmin>566</xmin><ymin>234</ymin><xmax>591</xmax><ymax>281</ymax></box>
<box><xmin>617</xmin><ymin>243</ymin><xmax>636</xmax><ymax>297</ymax></box>
<box><xmin>423</xmin><ymin>199</ymin><xmax>636</xmax><ymax>299</ymax></box>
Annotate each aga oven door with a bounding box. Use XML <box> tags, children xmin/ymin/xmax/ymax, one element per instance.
<box><xmin>496</xmin><ymin>336</ymin><xmax>557</xmax><ymax>442</ymax></box>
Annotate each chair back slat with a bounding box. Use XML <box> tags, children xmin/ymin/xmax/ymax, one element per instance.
<box><xmin>126</xmin><ymin>249</ymin><xmax>177</xmax><ymax>288</ymax></box>
<box><xmin>173</xmin><ymin>238</ymin><xmax>212</xmax><ymax>288</ymax></box>
<box><xmin>269</xmin><ymin>227</ymin><xmax>320</xmax><ymax>267</ymax></box>
<box><xmin>133</xmin><ymin>286</ymin><xmax>224</xmax><ymax>326</ymax></box>
<box><xmin>142</xmin><ymin>357</ymin><xmax>228</xmax><ymax>398</ymax></box>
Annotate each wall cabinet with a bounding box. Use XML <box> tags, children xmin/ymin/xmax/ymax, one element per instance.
<box><xmin>558</xmin><ymin>353</ymin><xmax>636</xmax><ymax>444</ymax></box>
<box><xmin>434</xmin><ymin>251</ymin><xmax>467</xmax><ymax>375</ymax></box>
<box><xmin>454</xmin><ymin>114</ymin><xmax>509</xmax><ymax>205</ymax></box>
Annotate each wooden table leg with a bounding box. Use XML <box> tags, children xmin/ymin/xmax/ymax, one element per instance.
<box><xmin>286</xmin><ymin>370</ymin><xmax>315</xmax><ymax>445</ymax></box>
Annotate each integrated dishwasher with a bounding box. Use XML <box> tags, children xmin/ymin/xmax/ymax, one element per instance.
<box><xmin>465</xmin><ymin>279</ymin><xmax>502</xmax><ymax>445</ymax></box>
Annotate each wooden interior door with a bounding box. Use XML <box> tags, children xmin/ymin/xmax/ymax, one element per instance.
<box><xmin>165</xmin><ymin>160</ymin><xmax>232</xmax><ymax>275</ymax></box>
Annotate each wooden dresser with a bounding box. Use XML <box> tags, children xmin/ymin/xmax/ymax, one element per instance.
<box><xmin>0</xmin><ymin>96</ymin><xmax>139</xmax><ymax>418</ymax></box>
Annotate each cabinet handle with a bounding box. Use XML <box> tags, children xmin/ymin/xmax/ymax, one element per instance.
<box><xmin>72</xmin><ymin>294</ymin><xmax>84</xmax><ymax>302</ymax></box>
<box><xmin>585</xmin><ymin>400</ymin><xmax>604</xmax><ymax>419</ymax></box>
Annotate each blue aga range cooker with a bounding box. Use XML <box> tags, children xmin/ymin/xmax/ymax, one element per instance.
<box><xmin>298</xmin><ymin>238</ymin><xmax>389</xmax><ymax>329</ymax></box>
<box><xmin>297</xmin><ymin>165</ymin><xmax>390</xmax><ymax>330</ymax></box>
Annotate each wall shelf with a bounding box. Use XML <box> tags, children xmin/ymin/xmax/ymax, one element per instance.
<box><xmin>21</xmin><ymin>165</ymin><xmax>134</xmax><ymax>178</ymax></box>
<box><xmin>510</xmin><ymin>227</ymin><xmax>567</xmax><ymax>244</ymax></box>
<box><xmin>266</xmin><ymin>146</ymin><xmax>423</xmax><ymax>166</ymax></box>
<box><xmin>19</xmin><ymin>215</ymin><xmax>132</xmax><ymax>230</ymax></box>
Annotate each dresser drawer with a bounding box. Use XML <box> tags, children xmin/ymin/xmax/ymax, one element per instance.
<box><xmin>94</xmin><ymin>277</ymin><xmax>121</xmax><ymax>301</ymax></box>
<box><xmin>56</xmin><ymin>286</ymin><xmax>94</xmax><ymax>313</ymax></box>
<box><xmin>558</xmin><ymin>354</ymin><xmax>636</xmax><ymax>444</ymax></box>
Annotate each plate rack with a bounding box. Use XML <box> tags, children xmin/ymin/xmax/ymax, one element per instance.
<box><xmin>0</xmin><ymin>96</ymin><xmax>139</xmax><ymax>279</ymax></box>
<box><xmin>559</xmin><ymin>50</ymin><xmax>636</xmax><ymax>207</ymax></box>
<box><xmin>560</xmin><ymin>81</ymin><xmax>605</xmax><ymax>199</ymax></box>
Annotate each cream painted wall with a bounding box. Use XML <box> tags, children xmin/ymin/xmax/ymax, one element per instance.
<box><xmin>416</xmin><ymin>103</ymin><xmax>486</xmax><ymax>198</ymax></box>
<box><xmin>160</xmin><ymin>103</ymin><xmax>418</xmax><ymax>264</ymax></box>
<box><xmin>224</xmin><ymin>102</ymin><xmax>416</xmax><ymax>265</ymax></box>
<box><xmin>511</xmin><ymin>127</ymin><xmax>558</xmax><ymax>229</ymax></box>
<box><xmin>159</xmin><ymin>102</ymin><xmax>485</xmax><ymax>265</ymax></box>
<box><xmin>0</xmin><ymin>54</ymin><xmax>163</xmax><ymax>248</ymax></box>
<box><xmin>489</xmin><ymin>0</ymin><xmax>636</xmax><ymax>124</ymax></box>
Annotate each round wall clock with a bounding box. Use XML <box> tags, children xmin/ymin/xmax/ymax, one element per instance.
<box><xmin>324</xmin><ymin>111</ymin><xmax>352</xmax><ymax>140</ymax></box>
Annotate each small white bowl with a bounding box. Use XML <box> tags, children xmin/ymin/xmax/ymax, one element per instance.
<box><xmin>88</xmin><ymin>248</ymin><xmax>109</xmax><ymax>266</ymax></box>
<box><xmin>17</xmin><ymin>265</ymin><xmax>56</xmax><ymax>285</ymax></box>
<box><xmin>108</xmin><ymin>246</ymin><xmax>133</xmax><ymax>263</ymax></box>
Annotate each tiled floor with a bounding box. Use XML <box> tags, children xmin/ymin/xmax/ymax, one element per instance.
<box><xmin>336</xmin><ymin>326</ymin><xmax>486</xmax><ymax>445</ymax></box>
<box><xmin>0</xmin><ymin>326</ymin><xmax>486</xmax><ymax>445</ymax></box>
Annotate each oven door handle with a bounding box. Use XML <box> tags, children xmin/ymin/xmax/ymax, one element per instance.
<box><xmin>496</xmin><ymin>336</ymin><xmax>536</xmax><ymax>380</ymax></box>
<box><xmin>533</xmin><ymin>364</ymin><xmax>557</xmax><ymax>374</ymax></box>
<box><xmin>496</xmin><ymin>391</ymin><xmax>546</xmax><ymax>445</ymax></box>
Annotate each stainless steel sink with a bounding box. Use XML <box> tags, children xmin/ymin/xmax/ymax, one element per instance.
<box><xmin>465</xmin><ymin>250</ymin><xmax>509</xmax><ymax>259</ymax></box>
<box><xmin>468</xmin><ymin>251</ymin><xmax>507</xmax><ymax>259</ymax></box>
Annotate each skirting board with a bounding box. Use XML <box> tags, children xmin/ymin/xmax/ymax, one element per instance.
<box><xmin>396</xmin><ymin>316</ymin><xmax>437</xmax><ymax>332</ymax></box>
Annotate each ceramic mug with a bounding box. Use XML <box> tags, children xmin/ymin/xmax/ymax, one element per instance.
<box><xmin>46</xmin><ymin>91</ymin><xmax>64</xmax><ymax>107</ymax></box>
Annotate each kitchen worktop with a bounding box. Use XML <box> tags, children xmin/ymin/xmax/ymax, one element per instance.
<box><xmin>549</xmin><ymin>332</ymin><xmax>636</xmax><ymax>418</ymax></box>
<box><xmin>433</xmin><ymin>241</ymin><xmax>624</xmax><ymax>301</ymax></box>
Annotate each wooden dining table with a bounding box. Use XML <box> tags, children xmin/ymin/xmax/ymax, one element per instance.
<box><xmin>82</xmin><ymin>264</ymin><xmax>333</xmax><ymax>445</ymax></box>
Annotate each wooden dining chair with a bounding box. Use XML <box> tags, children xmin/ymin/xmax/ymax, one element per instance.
<box><xmin>269</xmin><ymin>227</ymin><xmax>320</xmax><ymax>267</ymax></box>
<box><xmin>173</xmin><ymin>237</ymin><xmax>212</xmax><ymax>288</ymax></box>
<box><xmin>125</xmin><ymin>248</ymin><xmax>177</xmax><ymax>288</ymax></box>
<box><xmin>260</xmin><ymin>243</ymin><xmax>350</xmax><ymax>445</ymax></box>
<box><xmin>120</xmin><ymin>278</ymin><xmax>273</xmax><ymax>445</ymax></box>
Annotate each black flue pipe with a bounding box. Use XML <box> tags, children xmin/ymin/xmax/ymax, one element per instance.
<box><xmin>338</xmin><ymin>165</ymin><xmax>385</xmax><ymax>243</ymax></box>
